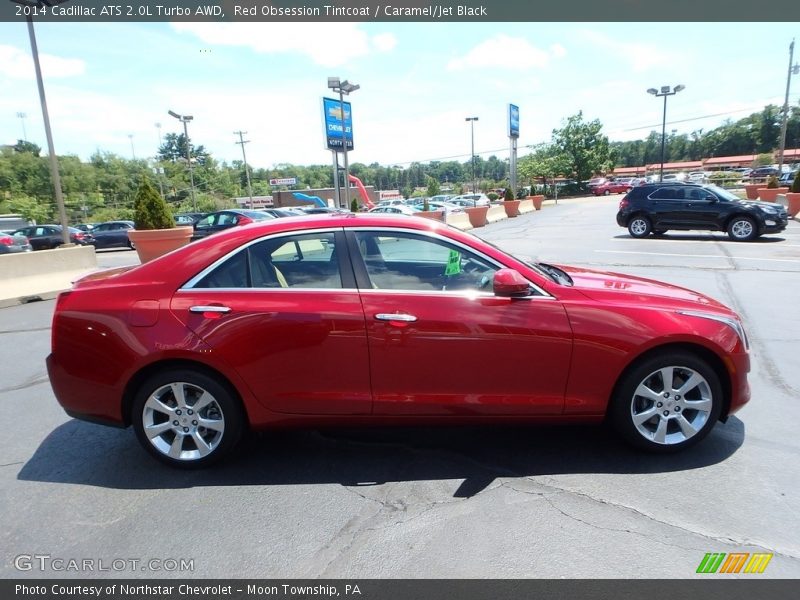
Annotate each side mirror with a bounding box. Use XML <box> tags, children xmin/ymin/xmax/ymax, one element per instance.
<box><xmin>493</xmin><ymin>268</ymin><xmax>531</xmax><ymax>298</ymax></box>
<box><xmin>706</xmin><ymin>195</ymin><xmax>718</xmax><ymax>202</ymax></box>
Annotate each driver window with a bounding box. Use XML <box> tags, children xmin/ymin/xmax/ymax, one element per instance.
<box><xmin>354</xmin><ymin>231</ymin><xmax>497</xmax><ymax>292</ymax></box>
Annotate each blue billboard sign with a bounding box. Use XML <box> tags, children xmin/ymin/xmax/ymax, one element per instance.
<box><xmin>322</xmin><ymin>97</ymin><xmax>354</xmax><ymax>151</ymax></box>
<box><xmin>509</xmin><ymin>103</ymin><xmax>519</xmax><ymax>138</ymax></box>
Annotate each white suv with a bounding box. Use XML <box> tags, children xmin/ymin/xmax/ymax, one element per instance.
<box><xmin>449</xmin><ymin>193</ymin><xmax>490</xmax><ymax>207</ymax></box>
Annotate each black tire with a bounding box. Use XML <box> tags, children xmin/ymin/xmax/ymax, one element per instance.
<box><xmin>627</xmin><ymin>215</ymin><xmax>652</xmax><ymax>238</ymax></box>
<box><xmin>727</xmin><ymin>216</ymin><xmax>757</xmax><ymax>241</ymax></box>
<box><xmin>131</xmin><ymin>368</ymin><xmax>244</xmax><ymax>468</ymax></box>
<box><xmin>609</xmin><ymin>351</ymin><xmax>723</xmax><ymax>453</ymax></box>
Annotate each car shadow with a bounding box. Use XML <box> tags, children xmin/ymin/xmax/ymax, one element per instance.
<box><xmin>613</xmin><ymin>234</ymin><xmax>786</xmax><ymax>243</ymax></box>
<box><xmin>18</xmin><ymin>418</ymin><xmax>745</xmax><ymax>498</ymax></box>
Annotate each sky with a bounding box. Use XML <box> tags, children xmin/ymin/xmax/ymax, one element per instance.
<box><xmin>1</xmin><ymin>21</ymin><xmax>799</xmax><ymax>170</ymax></box>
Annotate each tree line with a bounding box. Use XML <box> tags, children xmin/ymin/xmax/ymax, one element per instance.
<box><xmin>2</xmin><ymin>101</ymin><xmax>798</xmax><ymax>223</ymax></box>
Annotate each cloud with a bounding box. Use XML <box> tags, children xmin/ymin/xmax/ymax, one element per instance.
<box><xmin>579</xmin><ymin>30</ymin><xmax>676</xmax><ymax>72</ymax></box>
<box><xmin>0</xmin><ymin>45</ymin><xmax>86</xmax><ymax>79</ymax></box>
<box><xmin>447</xmin><ymin>35</ymin><xmax>564</xmax><ymax>72</ymax></box>
<box><xmin>170</xmin><ymin>23</ymin><xmax>393</xmax><ymax>67</ymax></box>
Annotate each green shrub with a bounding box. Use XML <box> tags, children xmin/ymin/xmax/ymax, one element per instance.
<box><xmin>792</xmin><ymin>170</ymin><xmax>800</xmax><ymax>193</ymax></box>
<box><xmin>350</xmin><ymin>198</ymin><xmax>358</xmax><ymax>213</ymax></box>
<box><xmin>133</xmin><ymin>176</ymin><xmax>174</xmax><ymax>229</ymax></box>
<box><xmin>503</xmin><ymin>188</ymin><xmax>515</xmax><ymax>201</ymax></box>
<box><xmin>487</xmin><ymin>192</ymin><xmax>499</xmax><ymax>201</ymax></box>
<box><xmin>766</xmin><ymin>175</ymin><xmax>779</xmax><ymax>189</ymax></box>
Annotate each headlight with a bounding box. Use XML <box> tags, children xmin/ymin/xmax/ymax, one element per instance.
<box><xmin>677</xmin><ymin>310</ymin><xmax>749</xmax><ymax>351</ymax></box>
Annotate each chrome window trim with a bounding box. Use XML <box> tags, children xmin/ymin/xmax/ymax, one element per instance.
<box><xmin>348</xmin><ymin>226</ymin><xmax>552</xmax><ymax>298</ymax></box>
<box><xmin>181</xmin><ymin>227</ymin><xmax>345</xmax><ymax>290</ymax></box>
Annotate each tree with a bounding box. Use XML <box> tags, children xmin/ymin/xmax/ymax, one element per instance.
<box><xmin>518</xmin><ymin>143</ymin><xmax>572</xmax><ymax>188</ymax></box>
<box><xmin>551</xmin><ymin>112</ymin><xmax>615</xmax><ymax>185</ymax></box>
<box><xmin>133</xmin><ymin>176</ymin><xmax>173</xmax><ymax>229</ymax></box>
<box><xmin>426</xmin><ymin>176</ymin><xmax>440</xmax><ymax>197</ymax></box>
<box><xmin>13</xmin><ymin>140</ymin><xmax>41</xmax><ymax>156</ymax></box>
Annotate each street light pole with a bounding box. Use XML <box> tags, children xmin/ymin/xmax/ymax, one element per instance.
<box><xmin>16</xmin><ymin>112</ymin><xmax>28</xmax><ymax>141</ymax></box>
<box><xmin>328</xmin><ymin>77</ymin><xmax>359</xmax><ymax>209</ymax></box>
<box><xmin>25</xmin><ymin>13</ymin><xmax>70</xmax><ymax>245</ymax></box>
<box><xmin>168</xmin><ymin>110</ymin><xmax>197</xmax><ymax>211</ymax></box>
<box><xmin>234</xmin><ymin>130</ymin><xmax>254</xmax><ymax>209</ymax></box>
<box><xmin>465</xmin><ymin>117</ymin><xmax>479</xmax><ymax>194</ymax></box>
<box><xmin>647</xmin><ymin>85</ymin><xmax>685</xmax><ymax>182</ymax></box>
<box><xmin>128</xmin><ymin>134</ymin><xmax>135</xmax><ymax>159</ymax></box>
<box><xmin>778</xmin><ymin>39</ymin><xmax>799</xmax><ymax>176</ymax></box>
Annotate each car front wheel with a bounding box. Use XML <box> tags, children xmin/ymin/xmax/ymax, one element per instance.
<box><xmin>727</xmin><ymin>216</ymin><xmax>757</xmax><ymax>241</ymax></box>
<box><xmin>610</xmin><ymin>351</ymin><xmax>722</xmax><ymax>453</ymax></box>
<box><xmin>131</xmin><ymin>369</ymin><xmax>244</xmax><ymax>468</ymax></box>
<box><xmin>628</xmin><ymin>216</ymin><xmax>652</xmax><ymax>238</ymax></box>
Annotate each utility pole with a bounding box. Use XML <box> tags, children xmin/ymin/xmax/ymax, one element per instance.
<box><xmin>778</xmin><ymin>39</ymin><xmax>799</xmax><ymax>176</ymax></box>
<box><xmin>234</xmin><ymin>130</ymin><xmax>254</xmax><ymax>209</ymax></box>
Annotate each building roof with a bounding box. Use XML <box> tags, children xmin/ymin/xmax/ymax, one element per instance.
<box><xmin>646</xmin><ymin>161</ymin><xmax>703</xmax><ymax>170</ymax></box>
<box><xmin>704</xmin><ymin>154</ymin><xmax>757</xmax><ymax>165</ymax></box>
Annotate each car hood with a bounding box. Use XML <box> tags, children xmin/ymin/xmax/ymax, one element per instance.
<box><xmin>734</xmin><ymin>199</ymin><xmax>784</xmax><ymax>210</ymax></box>
<box><xmin>558</xmin><ymin>265</ymin><xmax>731</xmax><ymax>312</ymax></box>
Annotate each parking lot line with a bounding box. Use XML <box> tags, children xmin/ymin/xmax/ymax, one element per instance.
<box><xmin>596</xmin><ymin>250</ymin><xmax>800</xmax><ymax>264</ymax></box>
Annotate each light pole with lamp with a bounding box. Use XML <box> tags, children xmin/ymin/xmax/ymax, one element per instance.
<box><xmin>777</xmin><ymin>39</ymin><xmax>799</xmax><ymax>176</ymax></box>
<box><xmin>16</xmin><ymin>112</ymin><xmax>28</xmax><ymax>141</ymax></box>
<box><xmin>465</xmin><ymin>117</ymin><xmax>479</xmax><ymax>195</ymax></box>
<box><xmin>647</xmin><ymin>85</ymin><xmax>685</xmax><ymax>182</ymax></box>
<box><xmin>328</xmin><ymin>77</ymin><xmax>359</xmax><ymax>209</ymax></box>
<box><xmin>167</xmin><ymin>110</ymin><xmax>197</xmax><ymax>211</ymax></box>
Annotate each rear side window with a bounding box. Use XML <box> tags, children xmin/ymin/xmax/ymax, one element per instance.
<box><xmin>189</xmin><ymin>232</ymin><xmax>344</xmax><ymax>290</ymax></box>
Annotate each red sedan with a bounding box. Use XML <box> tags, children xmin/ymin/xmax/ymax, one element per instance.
<box><xmin>47</xmin><ymin>214</ymin><xmax>750</xmax><ymax>467</ymax></box>
<box><xmin>593</xmin><ymin>180</ymin><xmax>632</xmax><ymax>195</ymax></box>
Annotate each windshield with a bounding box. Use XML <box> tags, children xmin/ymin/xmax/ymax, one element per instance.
<box><xmin>705</xmin><ymin>185</ymin><xmax>740</xmax><ymax>201</ymax></box>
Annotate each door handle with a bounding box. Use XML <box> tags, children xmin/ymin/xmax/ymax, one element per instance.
<box><xmin>190</xmin><ymin>305</ymin><xmax>232</xmax><ymax>314</ymax></box>
<box><xmin>375</xmin><ymin>313</ymin><xmax>417</xmax><ymax>323</ymax></box>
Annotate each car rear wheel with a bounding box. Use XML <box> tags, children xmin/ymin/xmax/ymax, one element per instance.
<box><xmin>610</xmin><ymin>351</ymin><xmax>722</xmax><ymax>453</ymax></box>
<box><xmin>727</xmin><ymin>216</ymin><xmax>757</xmax><ymax>241</ymax></box>
<box><xmin>603</xmin><ymin>189</ymin><xmax>610</xmax><ymax>196</ymax></box>
<box><xmin>131</xmin><ymin>369</ymin><xmax>244</xmax><ymax>468</ymax></box>
<box><xmin>628</xmin><ymin>216</ymin><xmax>652</xmax><ymax>238</ymax></box>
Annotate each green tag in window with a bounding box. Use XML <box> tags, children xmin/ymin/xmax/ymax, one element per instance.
<box><xmin>445</xmin><ymin>250</ymin><xmax>462</xmax><ymax>275</ymax></box>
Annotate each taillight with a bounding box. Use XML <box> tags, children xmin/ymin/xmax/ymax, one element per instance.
<box><xmin>0</xmin><ymin>237</ymin><xmax>12</xmax><ymax>245</ymax></box>
<box><xmin>51</xmin><ymin>291</ymin><xmax>72</xmax><ymax>352</ymax></box>
<box><xmin>73</xmin><ymin>232</ymin><xmax>86</xmax><ymax>240</ymax></box>
<box><xmin>237</xmin><ymin>216</ymin><xmax>253</xmax><ymax>226</ymax></box>
<box><xmin>619</xmin><ymin>198</ymin><xmax>629</xmax><ymax>210</ymax></box>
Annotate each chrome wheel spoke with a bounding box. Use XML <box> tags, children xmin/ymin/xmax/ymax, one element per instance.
<box><xmin>635</xmin><ymin>383</ymin><xmax>662</xmax><ymax>403</ymax></box>
<box><xmin>677</xmin><ymin>372</ymin><xmax>703</xmax><ymax>396</ymax></box>
<box><xmin>658</xmin><ymin>367</ymin><xmax>675</xmax><ymax>391</ymax></box>
<box><xmin>653</xmin><ymin>418</ymin><xmax>668</xmax><ymax>443</ymax></box>
<box><xmin>170</xmin><ymin>383</ymin><xmax>187</xmax><ymax>406</ymax></box>
<box><xmin>198</xmin><ymin>417</ymin><xmax>224</xmax><ymax>432</ymax></box>
<box><xmin>676</xmin><ymin>415</ymin><xmax>699</xmax><ymax>438</ymax></box>
<box><xmin>684</xmin><ymin>398</ymin><xmax>712</xmax><ymax>413</ymax></box>
<box><xmin>633</xmin><ymin>407</ymin><xmax>659</xmax><ymax>425</ymax></box>
<box><xmin>192</xmin><ymin>390</ymin><xmax>215</xmax><ymax>412</ymax></box>
<box><xmin>144</xmin><ymin>395</ymin><xmax>174</xmax><ymax>417</ymax></box>
<box><xmin>168</xmin><ymin>433</ymin><xmax>185</xmax><ymax>458</ymax></box>
<box><xmin>144</xmin><ymin>421</ymin><xmax>173</xmax><ymax>439</ymax></box>
<box><xmin>192</xmin><ymin>432</ymin><xmax>213</xmax><ymax>457</ymax></box>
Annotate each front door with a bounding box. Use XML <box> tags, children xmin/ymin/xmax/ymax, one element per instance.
<box><xmin>348</xmin><ymin>229</ymin><xmax>573</xmax><ymax>416</ymax></box>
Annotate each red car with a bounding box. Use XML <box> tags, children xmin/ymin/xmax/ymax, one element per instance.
<box><xmin>47</xmin><ymin>214</ymin><xmax>750</xmax><ymax>467</ymax></box>
<box><xmin>593</xmin><ymin>180</ymin><xmax>632</xmax><ymax>195</ymax></box>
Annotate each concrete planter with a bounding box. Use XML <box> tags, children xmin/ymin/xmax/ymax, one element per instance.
<box><xmin>503</xmin><ymin>200</ymin><xmax>521</xmax><ymax>217</ymax></box>
<box><xmin>416</xmin><ymin>210</ymin><xmax>444</xmax><ymax>221</ymax></box>
<box><xmin>786</xmin><ymin>192</ymin><xmax>800</xmax><ymax>218</ymax></box>
<box><xmin>757</xmin><ymin>187</ymin><xmax>789</xmax><ymax>202</ymax></box>
<box><xmin>465</xmin><ymin>206</ymin><xmax>489</xmax><ymax>228</ymax></box>
<box><xmin>127</xmin><ymin>226</ymin><xmax>193</xmax><ymax>264</ymax></box>
<box><xmin>744</xmin><ymin>184</ymin><xmax>761</xmax><ymax>200</ymax></box>
<box><xmin>527</xmin><ymin>195</ymin><xmax>544</xmax><ymax>210</ymax></box>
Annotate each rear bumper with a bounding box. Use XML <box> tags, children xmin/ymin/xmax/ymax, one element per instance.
<box><xmin>46</xmin><ymin>353</ymin><xmax>126</xmax><ymax>426</ymax></box>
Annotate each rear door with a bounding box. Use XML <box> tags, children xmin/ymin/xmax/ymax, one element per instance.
<box><xmin>171</xmin><ymin>228</ymin><xmax>372</xmax><ymax>415</ymax></box>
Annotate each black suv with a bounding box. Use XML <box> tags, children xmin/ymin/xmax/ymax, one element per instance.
<box><xmin>616</xmin><ymin>182</ymin><xmax>788</xmax><ymax>241</ymax></box>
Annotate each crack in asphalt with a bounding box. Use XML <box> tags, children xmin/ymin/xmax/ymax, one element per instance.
<box><xmin>0</xmin><ymin>375</ymin><xmax>49</xmax><ymax>394</ymax></box>
<box><xmin>0</xmin><ymin>326</ymin><xmax>51</xmax><ymax>335</ymax></box>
